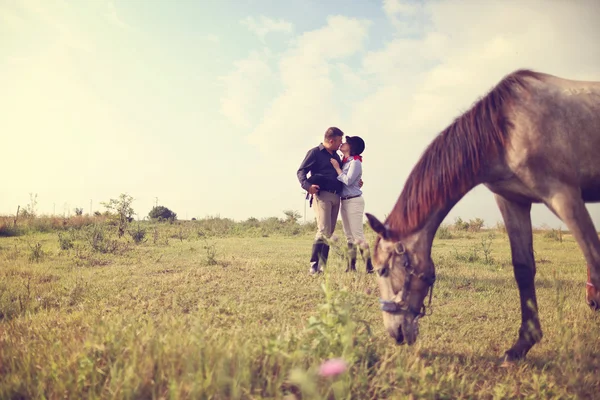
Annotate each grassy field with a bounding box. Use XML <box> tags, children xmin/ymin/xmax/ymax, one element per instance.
<box><xmin>1</xmin><ymin>218</ymin><xmax>599</xmax><ymax>399</ymax></box>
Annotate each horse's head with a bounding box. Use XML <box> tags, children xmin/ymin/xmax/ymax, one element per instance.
<box><xmin>366</xmin><ymin>213</ymin><xmax>436</xmax><ymax>345</ymax></box>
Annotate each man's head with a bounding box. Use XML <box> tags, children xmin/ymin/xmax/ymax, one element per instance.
<box><xmin>323</xmin><ymin>127</ymin><xmax>344</xmax><ymax>152</ymax></box>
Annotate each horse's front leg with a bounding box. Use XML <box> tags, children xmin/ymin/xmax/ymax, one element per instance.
<box><xmin>495</xmin><ymin>195</ymin><xmax>542</xmax><ymax>362</ymax></box>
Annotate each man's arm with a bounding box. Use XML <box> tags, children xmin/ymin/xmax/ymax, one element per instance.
<box><xmin>297</xmin><ymin>148</ymin><xmax>317</xmax><ymax>191</ymax></box>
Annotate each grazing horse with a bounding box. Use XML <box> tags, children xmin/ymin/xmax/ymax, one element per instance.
<box><xmin>366</xmin><ymin>69</ymin><xmax>600</xmax><ymax>362</ymax></box>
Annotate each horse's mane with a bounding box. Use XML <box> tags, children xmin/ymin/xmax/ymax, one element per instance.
<box><xmin>386</xmin><ymin>69</ymin><xmax>543</xmax><ymax>236</ymax></box>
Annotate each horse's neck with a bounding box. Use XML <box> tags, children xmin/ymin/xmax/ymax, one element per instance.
<box><xmin>420</xmin><ymin>198</ymin><xmax>461</xmax><ymax>246</ymax></box>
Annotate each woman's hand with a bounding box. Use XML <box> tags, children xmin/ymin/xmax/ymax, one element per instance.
<box><xmin>330</xmin><ymin>158</ymin><xmax>340</xmax><ymax>169</ymax></box>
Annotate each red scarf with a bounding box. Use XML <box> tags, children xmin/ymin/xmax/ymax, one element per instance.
<box><xmin>342</xmin><ymin>155</ymin><xmax>362</xmax><ymax>163</ymax></box>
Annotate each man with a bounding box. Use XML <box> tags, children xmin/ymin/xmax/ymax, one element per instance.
<box><xmin>297</xmin><ymin>127</ymin><xmax>344</xmax><ymax>274</ymax></box>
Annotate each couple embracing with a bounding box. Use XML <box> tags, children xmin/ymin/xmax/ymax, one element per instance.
<box><xmin>297</xmin><ymin>127</ymin><xmax>374</xmax><ymax>275</ymax></box>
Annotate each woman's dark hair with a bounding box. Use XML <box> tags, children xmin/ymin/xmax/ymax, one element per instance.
<box><xmin>346</xmin><ymin>136</ymin><xmax>365</xmax><ymax>156</ymax></box>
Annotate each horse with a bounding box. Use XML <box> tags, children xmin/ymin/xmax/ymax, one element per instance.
<box><xmin>365</xmin><ymin>69</ymin><xmax>600</xmax><ymax>362</ymax></box>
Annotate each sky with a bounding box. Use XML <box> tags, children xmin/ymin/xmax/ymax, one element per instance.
<box><xmin>1</xmin><ymin>0</ymin><xmax>600</xmax><ymax>228</ymax></box>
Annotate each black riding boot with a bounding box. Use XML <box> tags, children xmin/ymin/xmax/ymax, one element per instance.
<box><xmin>346</xmin><ymin>243</ymin><xmax>357</xmax><ymax>272</ymax></box>
<box><xmin>319</xmin><ymin>244</ymin><xmax>330</xmax><ymax>272</ymax></box>
<box><xmin>309</xmin><ymin>242</ymin><xmax>323</xmax><ymax>274</ymax></box>
<box><xmin>360</xmin><ymin>248</ymin><xmax>374</xmax><ymax>274</ymax></box>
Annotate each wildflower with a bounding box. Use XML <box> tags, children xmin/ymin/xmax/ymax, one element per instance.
<box><xmin>318</xmin><ymin>358</ymin><xmax>347</xmax><ymax>377</ymax></box>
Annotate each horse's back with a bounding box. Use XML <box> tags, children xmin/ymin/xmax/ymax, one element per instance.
<box><xmin>489</xmin><ymin>71</ymin><xmax>600</xmax><ymax>201</ymax></box>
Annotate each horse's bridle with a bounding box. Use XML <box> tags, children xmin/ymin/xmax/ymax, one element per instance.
<box><xmin>377</xmin><ymin>241</ymin><xmax>436</xmax><ymax>318</ymax></box>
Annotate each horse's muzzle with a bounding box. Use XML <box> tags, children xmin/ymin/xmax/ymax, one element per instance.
<box><xmin>401</xmin><ymin>315</ymin><xmax>419</xmax><ymax>345</ymax></box>
<box><xmin>385</xmin><ymin>324</ymin><xmax>405</xmax><ymax>345</ymax></box>
<box><xmin>586</xmin><ymin>282</ymin><xmax>599</xmax><ymax>311</ymax></box>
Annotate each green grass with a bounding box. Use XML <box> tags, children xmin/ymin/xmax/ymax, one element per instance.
<box><xmin>1</xmin><ymin>222</ymin><xmax>599</xmax><ymax>399</ymax></box>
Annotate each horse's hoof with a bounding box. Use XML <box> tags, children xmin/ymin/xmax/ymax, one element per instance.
<box><xmin>501</xmin><ymin>350</ymin><xmax>525</xmax><ymax>366</ymax></box>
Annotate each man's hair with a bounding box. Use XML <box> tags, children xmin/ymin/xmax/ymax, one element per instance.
<box><xmin>324</xmin><ymin>127</ymin><xmax>344</xmax><ymax>141</ymax></box>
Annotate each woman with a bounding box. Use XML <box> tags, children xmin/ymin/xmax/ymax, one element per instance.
<box><xmin>330</xmin><ymin>136</ymin><xmax>374</xmax><ymax>273</ymax></box>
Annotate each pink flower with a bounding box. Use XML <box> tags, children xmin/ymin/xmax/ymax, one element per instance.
<box><xmin>318</xmin><ymin>358</ymin><xmax>348</xmax><ymax>377</ymax></box>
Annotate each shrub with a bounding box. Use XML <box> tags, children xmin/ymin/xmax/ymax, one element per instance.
<box><xmin>195</xmin><ymin>216</ymin><xmax>236</xmax><ymax>237</ymax></box>
<box><xmin>453</xmin><ymin>217</ymin><xmax>484</xmax><ymax>232</ymax></box>
<box><xmin>101</xmin><ymin>194</ymin><xmax>135</xmax><ymax>237</ymax></box>
<box><xmin>28</xmin><ymin>242</ymin><xmax>44</xmax><ymax>263</ymax></box>
<box><xmin>544</xmin><ymin>227</ymin><xmax>563</xmax><ymax>242</ymax></box>
<box><xmin>58</xmin><ymin>231</ymin><xmax>75</xmax><ymax>250</ymax></box>
<box><xmin>243</xmin><ymin>217</ymin><xmax>260</xmax><ymax>228</ymax></box>
<box><xmin>83</xmin><ymin>224</ymin><xmax>121</xmax><ymax>254</ymax></box>
<box><xmin>480</xmin><ymin>233</ymin><xmax>495</xmax><ymax>264</ymax></box>
<box><xmin>436</xmin><ymin>225</ymin><xmax>453</xmax><ymax>239</ymax></box>
<box><xmin>495</xmin><ymin>221</ymin><xmax>506</xmax><ymax>234</ymax></box>
<box><xmin>454</xmin><ymin>217</ymin><xmax>469</xmax><ymax>231</ymax></box>
<box><xmin>453</xmin><ymin>246</ymin><xmax>480</xmax><ymax>263</ymax></box>
<box><xmin>468</xmin><ymin>218</ymin><xmax>484</xmax><ymax>232</ymax></box>
<box><xmin>203</xmin><ymin>240</ymin><xmax>218</xmax><ymax>265</ymax></box>
<box><xmin>0</xmin><ymin>217</ymin><xmax>20</xmax><ymax>237</ymax></box>
<box><xmin>148</xmin><ymin>206</ymin><xmax>177</xmax><ymax>222</ymax></box>
<box><xmin>283</xmin><ymin>210</ymin><xmax>301</xmax><ymax>224</ymax></box>
<box><xmin>128</xmin><ymin>223</ymin><xmax>148</xmax><ymax>244</ymax></box>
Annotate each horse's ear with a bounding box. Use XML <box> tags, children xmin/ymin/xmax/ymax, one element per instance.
<box><xmin>366</xmin><ymin>213</ymin><xmax>389</xmax><ymax>239</ymax></box>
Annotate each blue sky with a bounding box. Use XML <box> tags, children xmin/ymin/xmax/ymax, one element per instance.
<box><xmin>2</xmin><ymin>0</ymin><xmax>600</xmax><ymax>228</ymax></box>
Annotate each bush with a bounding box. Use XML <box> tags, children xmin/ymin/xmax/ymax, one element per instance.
<box><xmin>453</xmin><ymin>217</ymin><xmax>484</xmax><ymax>232</ymax></box>
<box><xmin>243</xmin><ymin>217</ymin><xmax>260</xmax><ymax>228</ymax></box>
<box><xmin>83</xmin><ymin>224</ymin><xmax>121</xmax><ymax>254</ymax></box>
<box><xmin>283</xmin><ymin>210</ymin><xmax>301</xmax><ymax>224</ymax></box>
<box><xmin>101</xmin><ymin>194</ymin><xmax>136</xmax><ymax>237</ymax></box>
<box><xmin>28</xmin><ymin>242</ymin><xmax>44</xmax><ymax>263</ymax></box>
<box><xmin>495</xmin><ymin>221</ymin><xmax>506</xmax><ymax>234</ymax></box>
<box><xmin>454</xmin><ymin>217</ymin><xmax>469</xmax><ymax>231</ymax></box>
<box><xmin>58</xmin><ymin>231</ymin><xmax>75</xmax><ymax>250</ymax></box>
<box><xmin>0</xmin><ymin>217</ymin><xmax>20</xmax><ymax>237</ymax></box>
<box><xmin>128</xmin><ymin>223</ymin><xmax>148</xmax><ymax>244</ymax></box>
<box><xmin>435</xmin><ymin>225</ymin><xmax>453</xmax><ymax>239</ymax></box>
<box><xmin>544</xmin><ymin>227</ymin><xmax>563</xmax><ymax>242</ymax></box>
<box><xmin>148</xmin><ymin>206</ymin><xmax>177</xmax><ymax>222</ymax></box>
<box><xmin>468</xmin><ymin>218</ymin><xmax>484</xmax><ymax>232</ymax></box>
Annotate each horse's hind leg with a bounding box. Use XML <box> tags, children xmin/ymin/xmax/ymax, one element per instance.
<box><xmin>545</xmin><ymin>188</ymin><xmax>600</xmax><ymax>311</ymax></box>
<box><xmin>495</xmin><ymin>195</ymin><xmax>542</xmax><ymax>361</ymax></box>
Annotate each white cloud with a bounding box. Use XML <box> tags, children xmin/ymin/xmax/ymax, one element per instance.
<box><xmin>247</xmin><ymin>16</ymin><xmax>371</xmax><ymax>154</ymax></box>
<box><xmin>335</xmin><ymin>63</ymin><xmax>369</xmax><ymax>93</ymax></box>
<box><xmin>382</xmin><ymin>0</ymin><xmax>426</xmax><ymax>35</ymax></box>
<box><xmin>203</xmin><ymin>34</ymin><xmax>220</xmax><ymax>44</ymax></box>
<box><xmin>106</xmin><ymin>1</ymin><xmax>132</xmax><ymax>30</ymax></box>
<box><xmin>383</xmin><ymin>0</ymin><xmax>419</xmax><ymax>17</ymax></box>
<box><xmin>218</xmin><ymin>51</ymin><xmax>274</xmax><ymax>128</ymax></box>
<box><xmin>362</xmin><ymin>32</ymin><xmax>449</xmax><ymax>83</ymax></box>
<box><xmin>0</xmin><ymin>5</ymin><xmax>26</xmax><ymax>32</ymax></box>
<box><xmin>14</xmin><ymin>0</ymin><xmax>94</xmax><ymax>53</ymax></box>
<box><xmin>291</xmin><ymin>15</ymin><xmax>370</xmax><ymax>60</ymax></box>
<box><xmin>241</xmin><ymin>15</ymin><xmax>293</xmax><ymax>41</ymax></box>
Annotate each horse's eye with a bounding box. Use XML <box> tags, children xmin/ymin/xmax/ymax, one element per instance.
<box><xmin>402</xmin><ymin>253</ymin><xmax>410</xmax><ymax>267</ymax></box>
<box><xmin>377</xmin><ymin>265</ymin><xmax>389</xmax><ymax>277</ymax></box>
